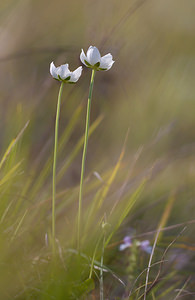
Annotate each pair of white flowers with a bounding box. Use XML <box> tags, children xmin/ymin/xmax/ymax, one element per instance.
<box><xmin>50</xmin><ymin>46</ymin><xmax>114</xmax><ymax>83</ymax></box>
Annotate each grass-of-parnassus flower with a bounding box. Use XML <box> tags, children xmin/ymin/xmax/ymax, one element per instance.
<box><xmin>77</xmin><ymin>46</ymin><xmax>114</xmax><ymax>251</ymax></box>
<box><xmin>50</xmin><ymin>62</ymin><xmax>82</xmax><ymax>83</ymax></box>
<box><xmin>80</xmin><ymin>46</ymin><xmax>114</xmax><ymax>71</ymax></box>
<box><xmin>50</xmin><ymin>61</ymin><xmax>82</xmax><ymax>257</ymax></box>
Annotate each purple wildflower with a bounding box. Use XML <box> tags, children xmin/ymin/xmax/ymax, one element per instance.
<box><xmin>140</xmin><ymin>240</ymin><xmax>152</xmax><ymax>254</ymax></box>
<box><xmin>119</xmin><ymin>236</ymin><xmax>132</xmax><ymax>251</ymax></box>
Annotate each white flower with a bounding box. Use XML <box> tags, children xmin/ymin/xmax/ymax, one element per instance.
<box><xmin>80</xmin><ymin>46</ymin><xmax>114</xmax><ymax>71</ymax></box>
<box><xmin>50</xmin><ymin>62</ymin><xmax>82</xmax><ymax>83</ymax></box>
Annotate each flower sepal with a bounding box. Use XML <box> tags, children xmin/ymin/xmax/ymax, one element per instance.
<box><xmin>84</xmin><ymin>60</ymin><xmax>92</xmax><ymax>67</ymax></box>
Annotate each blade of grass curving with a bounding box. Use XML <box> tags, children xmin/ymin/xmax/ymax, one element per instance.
<box><xmin>0</xmin><ymin>199</ymin><xmax>14</xmax><ymax>224</ymax></box>
<box><xmin>143</xmin><ymin>227</ymin><xmax>161</xmax><ymax>300</ymax></box>
<box><xmin>156</xmin><ymin>280</ymin><xmax>181</xmax><ymax>300</ymax></box>
<box><xmin>93</xmin><ymin>262</ymin><xmax>126</xmax><ymax>288</ymax></box>
<box><xmin>73</xmin><ymin>278</ymin><xmax>95</xmax><ymax>298</ymax></box>
<box><xmin>29</xmin><ymin>104</ymin><xmax>83</xmax><ymax>198</ymax></box>
<box><xmin>0</xmin><ymin>161</ymin><xmax>22</xmax><ymax>186</ymax></box>
<box><xmin>157</xmin><ymin>193</ymin><xmax>175</xmax><ymax>242</ymax></box>
<box><xmin>128</xmin><ymin>260</ymin><xmax>169</xmax><ymax>298</ymax></box>
<box><xmin>31</xmin><ymin>167</ymin><xmax>109</xmax><ymax>217</ymax></box>
<box><xmin>147</xmin><ymin>228</ymin><xmax>186</xmax><ymax>297</ymax></box>
<box><xmin>57</xmin><ymin>166</ymin><xmax>115</xmax><ymax>215</ymax></box>
<box><xmin>0</xmin><ymin>121</ymin><xmax>29</xmax><ymax>170</ymax></box>
<box><xmin>143</xmin><ymin>212</ymin><xmax>186</xmax><ymax>298</ymax></box>
<box><xmin>89</xmin><ymin>235</ymin><xmax>102</xmax><ymax>279</ymax></box>
<box><xmin>129</xmin><ymin>282</ymin><xmax>153</xmax><ymax>300</ymax></box>
<box><xmin>57</xmin><ymin>114</ymin><xmax>104</xmax><ymax>182</ymax></box>
<box><xmin>54</xmin><ymin>159</ymin><xmax>114</xmax><ymax>219</ymax></box>
<box><xmin>143</xmin><ymin>194</ymin><xmax>176</xmax><ymax>300</ymax></box>
<box><xmin>15</xmin><ymin>106</ymin><xmax>84</xmax><ymax>216</ymax></box>
<box><xmin>84</xmin><ymin>133</ymin><xmax>128</xmax><ymax>233</ymax></box>
<box><xmin>97</xmin><ymin>139</ymin><xmax>126</xmax><ymax>210</ymax></box>
<box><xmin>66</xmin><ymin>248</ymin><xmax>126</xmax><ymax>287</ymax></box>
<box><xmin>11</xmin><ymin>209</ymin><xmax>28</xmax><ymax>240</ymax></box>
<box><xmin>151</xmin><ymin>271</ymin><xmax>178</xmax><ymax>296</ymax></box>
<box><xmin>132</xmin><ymin>219</ymin><xmax>195</xmax><ymax>239</ymax></box>
<box><xmin>135</xmin><ymin>287</ymin><xmax>142</xmax><ymax>300</ymax></box>
<box><xmin>135</xmin><ymin>271</ymin><xmax>178</xmax><ymax>300</ymax></box>
<box><xmin>105</xmin><ymin>179</ymin><xmax>146</xmax><ymax>247</ymax></box>
<box><xmin>110</xmin><ymin>146</ymin><xmax>143</xmax><ymax>216</ymax></box>
<box><xmin>83</xmin><ymin>188</ymin><xmax>103</xmax><ymax>233</ymax></box>
<box><xmin>46</xmin><ymin>168</ymin><xmax>115</xmax><ymax>228</ymax></box>
<box><xmin>173</xmin><ymin>276</ymin><xmax>191</xmax><ymax>300</ymax></box>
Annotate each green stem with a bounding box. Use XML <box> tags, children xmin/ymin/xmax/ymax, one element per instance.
<box><xmin>52</xmin><ymin>82</ymin><xmax>64</xmax><ymax>256</ymax></box>
<box><xmin>100</xmin><ymin>235</ymin><xmax>105</xmax><ymax>300</ymax></box>
<box><xmin>78</xmin><ymin>69</ymin><xmax>96</xmax><ymax>250</ymax></box>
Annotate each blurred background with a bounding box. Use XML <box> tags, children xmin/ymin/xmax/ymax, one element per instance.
<box><xmin>0</xmin><ymin>0</ymin><xmax>194</xmax><ymax>213</ymax></box>
<box><xmin>0</xmin><ymin>0</ymin><xmax>195</xmax><ymax>298</ymax></box>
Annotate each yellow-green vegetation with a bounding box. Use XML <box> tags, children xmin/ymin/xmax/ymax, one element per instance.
<box><xmin>0</xmin><ymin>0</ymin><xmax>194</xmax><ymax>299</ymax></box>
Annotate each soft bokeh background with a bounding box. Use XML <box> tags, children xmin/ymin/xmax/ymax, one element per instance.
<box><xmin>0</xmin><ymin>0</ymin><xmax>195</xmax><ymax>298</ymax></box>
<box><xmin>1</xmin><ymin>0</ymin><xmax>194</xmax><ymax>213</ymax></box>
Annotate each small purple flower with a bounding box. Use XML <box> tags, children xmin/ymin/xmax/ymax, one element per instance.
<box><xmin>140</xmin><ymin>240</ymin><xmax>152</xmax><ymax>254</ymax></box>
<box><xmin>119</xmin><ymin>236</ymin><xmax>132</xmax><ymax>251</ymax></box>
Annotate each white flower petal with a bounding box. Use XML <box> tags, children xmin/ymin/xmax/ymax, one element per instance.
<box><xmin>80</xmin><ymin>49</ymin><xmax>88</xmax><ymax>66</ymax></box>
<box><xmin>50</xmin><ymin>62</ymin><xmax>58</xmax><ymax>79</ymax></box>
<box><xmin>69</xmin><ymin>66</ymin><xmax>83</xmax><ymax>82</ymax></box>
<box><xmin>99</xmin><ymin>53</ymin><xmax>114</xmax><ymax>70</ymax></box>
<box><xmin>86</xmin><ymin>46</ymin><xmax>101</xmax><ymax>66</ymax></box>
<box><xmin>57</xmin><ymin>64</ymin><xmax>70</xmax><ymax>80</ymax></box>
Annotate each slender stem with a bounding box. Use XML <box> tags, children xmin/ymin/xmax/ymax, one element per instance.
<box><xmin>78</xmin><ymin>69</ymin><xmax>96</xmax><ymax>250</ymax></box>
<box><xmin>100</xmin><ymin>235</ymin><xmax>105</xmax><ymax>300</ymax></box>
<box><xmin>52</xmin><ymin>82</ymin><xmax>64</xmax><ymax>256</ymax></box>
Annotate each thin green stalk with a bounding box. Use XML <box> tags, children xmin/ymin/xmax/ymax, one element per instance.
<box><xmin>89</xmin><ymin>234</ymin><xmax>102</xmax><ymax>279</ymax></box>
<box><xmin>100</xmin><ymin>235</ymin><xmax>105</xmax><ymax>300</ymax></box>
<box><xmin>52</xmin><ymin>82</ymin><xmax>64</xmax><ymax>255</ymax></box>
<box><xmin>78</xmin><ymin>69</ymin><xmax>96</xmax><ymax>250</ymax></box>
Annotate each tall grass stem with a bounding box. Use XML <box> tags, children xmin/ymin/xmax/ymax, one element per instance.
<box><xmin>78</xmin><ymin>69</ymin><xmax>96</xmax><ymax>250</ymax></box>
<box><xmin>52</xmin><ymin>82</ymin><xmax>64</xmax><ymax>256</ymax></box>
<box><xmin>100</xmin><ymin>235</ymin><xmax>105</xmax><ymax>300</ymax></box>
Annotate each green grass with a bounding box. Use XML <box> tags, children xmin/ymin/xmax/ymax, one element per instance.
<box><xmin>0</xmin><ymin>0</ymin><xmax>194</xmax><ymax>298</ymax></box>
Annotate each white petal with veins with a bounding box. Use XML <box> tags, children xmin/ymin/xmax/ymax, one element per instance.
<box><xmin>80</xmin><ymin>49</ymin><xmax>88</xmax><ymax>66</ymax></box>
<box><xmin>69</xmin><ymin>66</ymin><xmax>83</xmax><ymax>82</ymax></box>
<box><xmin>100</xmin><ymin>53</ymin><xmax>114</xmax><ymax>70</ymax></box>
<box><xmin>57</xmin><ymin>64</ymin><xmax>70</xmax><ymax>79</ymax></box>
<box><xmin>50</xmin><ymin>62</ymin><xmax>58</xmax><ymax>79</ymax></box>
<box><xmin>86</xmin><ymin>46</ymin><xmax>101</xmax><ymax>65</ymax></box>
